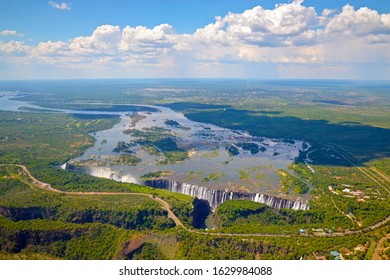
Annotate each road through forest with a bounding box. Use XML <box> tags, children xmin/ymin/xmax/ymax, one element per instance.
<box><xmin>1</xmin><ymin>163</ymin><xmax>389</xmax><ymax>240</ymax></box>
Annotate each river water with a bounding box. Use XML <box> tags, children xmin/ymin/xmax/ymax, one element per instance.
<box><xmin>0</xmin><ymin>91</ymin><xmax>311</xmax><ymax>208</ymax></box>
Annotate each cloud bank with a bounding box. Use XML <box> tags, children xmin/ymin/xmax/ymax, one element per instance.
<box><xmin>1</xmin><ymin>1</ymin><xmax>389</xmax><ymax>79</ymax></box>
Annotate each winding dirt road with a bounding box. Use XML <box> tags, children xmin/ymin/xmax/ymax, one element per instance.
<box><xmin>1</xmin><ymin>163</ymin><xmax>389</xmax><ymax>239</ymax></box>
<box><xmin>0</xmin><ymin>164</ymin><xmax>183</xmax><ymax>227</ymax></box>
<box><xmin>373</xmin><ymin>233</ymin><xmax>390</xmax><ymax>260</ymax></box>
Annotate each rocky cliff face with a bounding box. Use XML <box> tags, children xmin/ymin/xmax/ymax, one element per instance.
<box><xmin>143</xmin><ymin>179</ymin><xmax>309</xmax><ymax>210</ymax></box>
<box><xmin>0</xmin><ymin>227</ymin><xmax>84</xmax><ymax>253</ymax></box>
<box><xmin>0</xmin><ymin>206</ymin><xmax>46</xmax><ymax>221</ymax></box>
<box><xmin>0</xmin><ymin>206</ymin><xmax>175</xmax><ymax>230</ymax></box>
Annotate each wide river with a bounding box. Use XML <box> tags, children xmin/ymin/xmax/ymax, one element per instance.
<box><xmin>0</xmin><ymin>91</ymin><xmax>312</xmax><ymax>204</ymax></box>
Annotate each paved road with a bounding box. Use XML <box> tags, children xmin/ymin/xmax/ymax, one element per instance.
<box><xmin>1</xmin><ymin>163</ymin><xmax>389</xmax><ymax>239</ymax></box>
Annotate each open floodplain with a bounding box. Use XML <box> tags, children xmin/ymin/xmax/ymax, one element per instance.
<box><xmin>0</xmin><ymin>79</ymin><xmax>389</xmax><ymax>260</ymax></box>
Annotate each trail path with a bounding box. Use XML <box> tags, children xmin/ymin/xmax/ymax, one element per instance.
<box><xmin>0</xmin><ymin>164</ymin><xmax>182</xmax><ymax>227</ymax></box>
<box><xmin>331</xmin><ymin>197</ymin><xmax>362</xmax><ymax>227</ymax></box>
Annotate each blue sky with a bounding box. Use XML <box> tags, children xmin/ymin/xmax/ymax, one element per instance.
<box><xmin>0</xmin><ymin>0</ymin><xmax>389</xmax><ymax>79</ymax></box>
<box><xmin>2</xmin><ymin>0</ymin><xmax>389</xmax><ymax>42</ymax></box>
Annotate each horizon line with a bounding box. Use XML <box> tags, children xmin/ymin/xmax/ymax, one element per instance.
<box><xmin>0</xmin><ymin>77</ymin><xmax>389</xmax><ymax>82</ymax></box>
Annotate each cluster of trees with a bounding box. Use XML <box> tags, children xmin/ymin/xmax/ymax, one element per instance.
<box><xmin>112</xmin><ymin>154</ymin><xmax>142</xmax><ymax>166</ymax></box>
<box><xmin>211</xmin><ymin>199</ymin><xmax>359</xmax><ymax>234</ymax></box>
<box><xmin>225</xmin><ymin>144</ymin><xmax>239</xmax><ymax>156</ymax></box>
<box><xmin>124</xmin><ymin>127</ymin><xmax>189</xmax><ymax>164</ymax></box>
<box><xmin>112</xmin><ymin>141</ymin><xmax>135</xmax><ymax>154</ymax></box>
<box><xmin>215</xmin><ymin>200</ymin><xmax>268</xmax><ymax>227</ymax></box>
<box><xmin>278</xmin><ymin>169</ymin><xmax>309</xmax><ymax>194</ymax></box>
<box><xmin>236</xmin><ymin>142</ymin><xmax>261</xmax><ymax>154</ymax></box>
<box><xmin>140</xmin><ymin>170</ymin><xmax>172</xmax><ymax>180</ymax></box>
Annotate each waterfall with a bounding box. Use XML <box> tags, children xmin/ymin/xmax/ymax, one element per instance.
<box><xmin>63</xmin><ymin>163</ymin><xmax>309</xmax><ymax>211</ymax></box>
<box><xmin>144</xmin><ymin>179</ymin><xmax>309</xmax><ymax>210</ymax></box>
<box><xmin>85</xmin><ymin>167</ymin><xmax>140</xmax><ymax>184</ymax></box>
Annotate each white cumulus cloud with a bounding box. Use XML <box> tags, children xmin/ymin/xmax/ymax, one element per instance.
<box><xmin>1</xmin><ymin>1</ymin><xmax>390</xmax><ymax>79</ymax></box>
<box><xmin>1</xmin><ymin>30</ymin><xmax>24</xmax><ymax>37</ymax></box>
<box><xmin>49</xmin><ymin>1</ymin><xmax>71</xmax><ymax>10</ymax></box>
<box><xmin>0</xmin><ymin>40</ymin><xmax>30</xmax><ymax>54</ymax></box>
<box><xmin>120</xmin><ymin>24</ymin><xmax>176</xmax><ymax>52</ymax></box>
<box><xmin>326</xmin><ymin>4</ymin><xmax>390</xmax><ymax>36</ymax></box>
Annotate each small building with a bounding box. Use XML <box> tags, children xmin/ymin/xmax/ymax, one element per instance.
<box><xmin>352</xmin><ymin>190</ymin><xmax>364</xmax><ymax>195</ymax></box>
<box><xmin>312</xmin><ymin>228</ymin><xmax>326</xmax><ymax>236</ymax></box>
<box><xmin>330</xmin><ymin>251</ymin><xmax>340</xmax><ymax>257</ymax></box>
<box><xmin>313</xmin><ymin>252</ymin><xmax>326</xmax><ymax>260</ymax></box>
<box><xmin>354</xmin><ymin>245</ymin><xmax>365</xmax><ymax>252</ymax></box>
